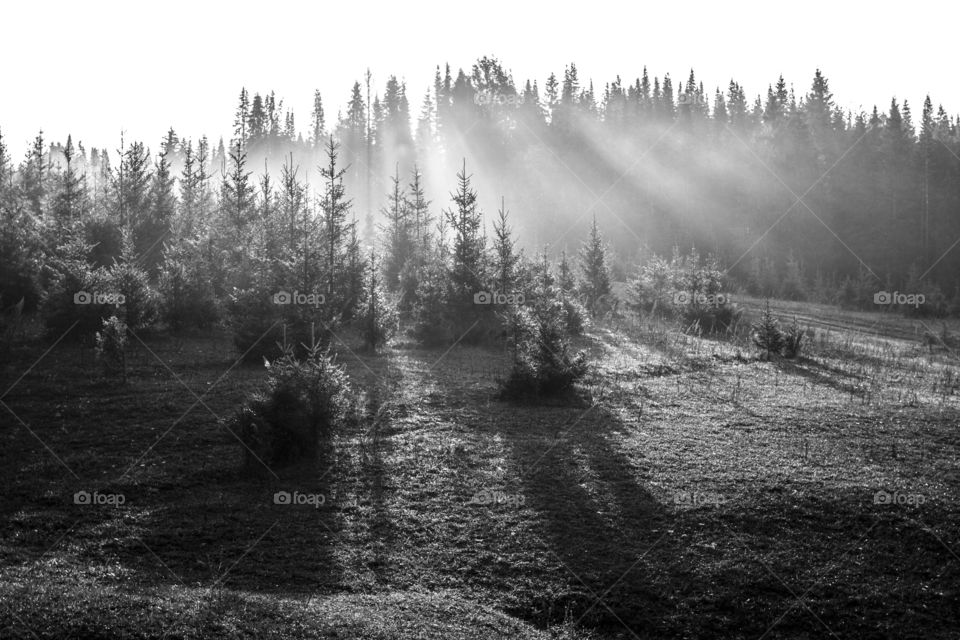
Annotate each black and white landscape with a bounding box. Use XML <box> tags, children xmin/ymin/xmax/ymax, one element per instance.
<box><xmin>1</xmin><ymin>3</ymin><xmax>959</xmax><ymax>638</ymax></box>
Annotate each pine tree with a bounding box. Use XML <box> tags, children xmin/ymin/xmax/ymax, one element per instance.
<box><xmin>221</xmin><ymin>139</ymin><xmax>253</xmax><ymax>238</ymax></box>
<box><xmin>0</xmin><ymin>126</ymin><xmax>11</xmax><ymax>193</ymax></box>
<box><xmin>380</xmin><ymin>164</ymin><xmax>413</xmax><ymax>292</ymax></box>
<box><xmin>415</xmin><ymin>90</ymin><xmax>435</xmax><ymax>154</ymax></box>
<box><xmin>360</xmin><ymin>250</ymin><xmax>395</xmax><ymax>351</ymax></box>
<box><xmin>558</xmin><ymin>249</ymin><xmax>576</xmax><ymax>293</ymax></box>
<box><xmin>444</xmin><ymin>160</ymin><xmax>486</xmax><ymax>306</ymax></box>
<box><xmin>178</xmin><ymin>140</ymin><xmax>199</xmax><ymax>237</ymax></box>
<box><xmin>50</xmin><ymin>135</ymin><xmax>87</xmax><ymax>242</ymax></box>
<box><xmin>195</xmin><ymin>136</ymin><xmax>214</xmax><ymax>223</ymax></box>
<box><xmin>318</xmin><ymin>136</ymin><xmax>352</xmax><ymax>307</ymax></box>
<box><xmin>248</xmin><ymin>92</ymin><xmax>266</xmax><ymax>141</ymax></box>
<box><xmin>113</xmin><ymin>138</ymin><xmax>152</xmax><ymax>236</ymax></box>
<box><xmin>491</xmin><ymin>197</ymin><xmax>519</xmax><ymax>295</ymax></box>
<box><xmin>544</xmin><ymin>73</ymin><xmax>559</xmax><ymax>123</ymax></box>
<box><xmin>406</xmin><ymin>165</ymin><xmax>432</xmax><ymax>250</ymax></box>
<box><xmin>234</xmin><ymin>88</ymin><xmax>250</xmax><ymax>146</ymax></box>
<box><xmin>142</xmin><ymin>147</ymin><xmax>176</xmax><ymax>273</ymax></box>
<box><xmin>22</xmin><ymin>130</ymin><xmax>48</xmax><ymax>220</ymax></box>
<box><xmin>751</xmin><ymin>300</ymin><xmax>784</xmax><ymax>359</ymax></box>
<box><xmin>279</xmin><ymin>153</ymin><xmax>308</xmax><ymax>269</ymax></box>
<box><xmin>310</xmin><ymin>89</ymin><xmax>326</xmax><ymax>147</ymax></box>
<box><xmin>578</xmin><ymin>216</ymin><xmax>612</xmax><ymax>315</ymax></box>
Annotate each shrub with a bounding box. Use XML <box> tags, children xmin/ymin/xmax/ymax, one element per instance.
<box><xmin>578</xmin><ymin>217</ymin><xmax>613</xmax><ymax>317</ymax></box>
<box><xmin>628</xmin><ymin>255</ymin><xmax>675</xmax><ymax>317</ymax></box>
<box><xmin>751</xmin><ymin>300</ymin><xmax>784</xmax><ymax>358</ymax></box>
<box><xmin>679</xmin><ymin>302</ymin><xmax>742</xmax><ymax>335</ymax></box>
<box><xmin>232</xmin><ymin>331</ymin><xmax>353</xmax><ymax>470</ymax></box>
<box><xmin>781</xmin><ymin>317</ymin><xmax>804</xmax><ymax>359</ymax></box>
<box><xmin>501</xmin><ymin>304</ymin><xmax>587</xmax><ymax>399</ymax></box>
<box><xmin>95</xmin><ymin>315</ymin><xmax>127</xmax><ymax>380</ymax></box>
<box><xmin>630</xmin><ymin>249</ymin><xmax>738</xmax><ymax>335</ymax></box>
<box><xmin>501</xmin><ymin>264</ymin><xmax>587</xmax><ymax>399</ymax></box>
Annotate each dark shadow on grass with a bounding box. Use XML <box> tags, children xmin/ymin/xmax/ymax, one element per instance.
<box><xmin>777</xmin><ymin>356</ymin><xmax>869</xmax><ymax>395</ymax></box>
<box><xmin>491</xmin><ymin>399</ymin><xmax>678</xmax><ymax>635</ymax></box>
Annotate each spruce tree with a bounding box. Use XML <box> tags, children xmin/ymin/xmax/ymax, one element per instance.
<box><xmin>491</xmin><ymin>197</ymin><xmax>519</xmax><ymax>295</ymax></box>
<box><xmin>142</xmin><ymin>148</ymin><xmax>176</xmax><ymax>273</ymax></box>
<box><xmin>221</xmin><ymin>139</ymin><xmax>253</xmax><ymax>239</ymax></box>
<box><xmin>310</xmin><ymin>89</ymin><xmax>326</xmax><ymax>147</ymax></box>
<box><xmin>318</xmin><ymin>135</ymin><xmax>354</xmax><ymax>315</ymax></box>
<box><xmin>22</xmin><ymin>130</ymin><xmax>48</xmax><ymax>220</ymax></box>
<box><xmin>51</xmin><ymin>135</ymin><xmax>87</xmax><ymax>242</ymax></box>
<box><xmin>380</xmin><ymin>164</ymin><xmax>413</xmax><ymax>293</ymax></box>
<box><xmin>406</xmin><ymin>165</ymin><xmax>432</xmax><ymax>250</ymax></box>
<box><xmin>444</xmin><ymin>160</ymin><xmax>486</xmax><ymax>307</ymax></box>
<box><xmin>578</xmin><ymin>216</ymin><xmax>612</xmax><ymax>316</ymax></box>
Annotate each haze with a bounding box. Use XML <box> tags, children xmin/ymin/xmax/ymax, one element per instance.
<box><xmin>2</xmin><ymin>0</ymin><xmax>957</xmax><ymax>155</ymax></box>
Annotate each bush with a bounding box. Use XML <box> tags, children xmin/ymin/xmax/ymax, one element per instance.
<box><xmin>751</xmin><ymin>300</ymin><xmax>784</xmax><ymax>358</ymax></box>
<box><xmin>751</xmin><ymin>301</ymin><xmax>804</xmax><ymax>359</ymax></box>
<box><xmin>501</xmin><ymin>304</ymin><xmax>587</xmax><ymax>399</ymax></box>
<box><xmin>781</xmin><ymin>318</ymin><xmax>804</xmax><ymax>359</ymax></box>
<box><xmin>679</xmin><ymin>301</ymin><xmax>742</xmax><ymax>335</ymax></box>
<box><xmin>628</xmin><ymin>255</ymin><xmax>675</xmax><ymax>317</ymax></box>
<box><xmin>629</xmin><ymin>248</ymin><xmax>739</xmax><ymax>335</ymax></box>
<box><xmin>500</xmin><ymin>265</ymin><xmax>587</xmax><ymax>400</ymax></box>
<box><xmin>95</xmin><ymin>315</ymin><xmax>127</xmax><ymax>380</ymax></box>
<box><xmin>232</xmin><ymin>333</ymin><xmax>353</xmax><ymax>470</ymax></box>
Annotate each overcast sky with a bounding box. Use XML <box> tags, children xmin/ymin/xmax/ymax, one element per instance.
<box><xmin>2</xmin><ymin>0</ymin><xmax>957</xmax><ymax>157</ymax></box>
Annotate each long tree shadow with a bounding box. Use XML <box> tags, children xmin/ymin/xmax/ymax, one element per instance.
<box><xmin>491</xmin><ymin>398</ymin><xmax>682</xmax><ymax>634</ymax></box>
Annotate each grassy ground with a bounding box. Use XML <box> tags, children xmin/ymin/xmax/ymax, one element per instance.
<box><xmin>1</xmin><ymin>301</ymin><xmax>958</xmax><ymax>638</ymax></box>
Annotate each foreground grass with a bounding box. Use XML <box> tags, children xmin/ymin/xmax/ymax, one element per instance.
<box><xmin>1</xmin><ymin>305</ymin><xmax>958</xmax><ymax>639</ymax></box>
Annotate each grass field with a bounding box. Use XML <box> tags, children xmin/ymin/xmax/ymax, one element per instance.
<box><xmin>1</xmin><ymin>298</ymin><xmax>958</xmax><ymax>639</ymax></box>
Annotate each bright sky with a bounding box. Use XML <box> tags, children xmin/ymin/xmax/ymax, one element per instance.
<box><xmin>2</xmin><ymin>0</ymin><xmax>957</xmax><ymax>157</ymax></box>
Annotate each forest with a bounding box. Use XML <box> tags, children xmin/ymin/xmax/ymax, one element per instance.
<box><xmin>2</xmin><ymin>55</ymin><xmax>959</xmax><ymax>640</ymax></box>
<box><xmin>3</xmin><ymin>56</ymin><xmax>960</xmax><ymax>325</ymax></box>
